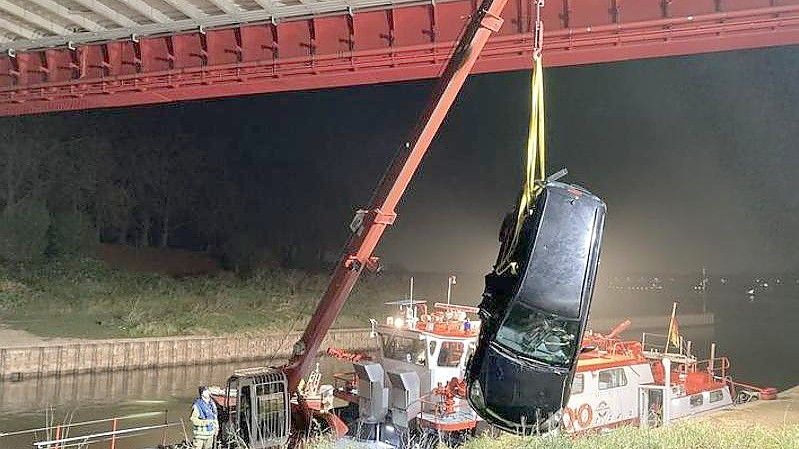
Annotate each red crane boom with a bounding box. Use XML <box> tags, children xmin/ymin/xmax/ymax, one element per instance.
<box><xmin>283</xmin><ymin>0</ymin><xmax>510</xmax><ymax>392</ymax></box>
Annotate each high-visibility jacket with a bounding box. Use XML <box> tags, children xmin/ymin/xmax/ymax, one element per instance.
<box><xmin>191</xmin><ymin>398</ymin><xmax>218</xmax><ymax>439</ymax></box>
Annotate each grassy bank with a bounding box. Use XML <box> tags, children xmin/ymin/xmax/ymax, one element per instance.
<box><xmin>317</xmin><ymin>423</ymin><xmax>799</xmax><ymax>449</ymax></box>
<box><xmin>464</xmin><ymin>424</ymin><xmax>798</xmax><ymax>449</ymax></box>
<box><xmin>0</xmin><ymin>257</ymin><xmax>415</xmax><ymax>339</ymax></box>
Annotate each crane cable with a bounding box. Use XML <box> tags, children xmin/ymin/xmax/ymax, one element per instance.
<box><xmin>496</xmin><ymin>0</ymin><xmax>547</xmax><ymax>275</ymax></box>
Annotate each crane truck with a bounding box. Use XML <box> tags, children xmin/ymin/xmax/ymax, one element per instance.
<box><xmin>205</xmin><ymin>0</ymin><xmax>594</xmax><ymax>446</ymax></box>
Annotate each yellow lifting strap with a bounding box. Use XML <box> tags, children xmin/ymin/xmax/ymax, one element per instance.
<box><xmin>496</xmin><ymin>54</ymin><xmax>547</xmax><ymax>274</ymax></box>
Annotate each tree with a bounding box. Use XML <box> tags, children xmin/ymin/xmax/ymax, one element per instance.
<box><xmin>0</xmin><ymin>119</ymin><xmax>55</xmax><ymax>212</ymax></box>
<box><xmin>0</xmin><ymin>197</ymin><xmax>51</xmax><ymax>262</ymax></box>
<box><xmin>48</xmin><ymin>210</ymin><xmax>96</xmax><ymax>256</ymax></box>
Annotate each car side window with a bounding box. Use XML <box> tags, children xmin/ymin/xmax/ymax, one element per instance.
<box><xmin>571</xmin><ymin>373</ymin><xmax>584</xmax><ymax>395</ymax></box>
<box><xmin>598</xmin><ymin>368</ymin><xmax>627</xmax><ymax>390</ymax></box>
<box><xmin>437</xmin><ymin>341</ymin><xmax>465</xmax><ymax>367</ymax></box>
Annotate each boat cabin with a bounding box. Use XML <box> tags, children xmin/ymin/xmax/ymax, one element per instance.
<box><xmin>376</xmin><ymin>301</ymin><xmax>480</xmax><ymax>394</ymax></box>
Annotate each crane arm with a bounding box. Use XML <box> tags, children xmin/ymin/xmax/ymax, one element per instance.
<box><xmin>283</xmin><ymin>0</ymin><xmax>510</xmax><ymax>392</ymax></box>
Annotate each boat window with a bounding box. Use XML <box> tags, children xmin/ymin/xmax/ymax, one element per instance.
<box><xmin>437</xmin><ymin>341</ymin><xmax>465</xmax><ymax>367</ymax></box>
<box><xmin>429</xmin><ymin>340</ymin><xmax>438</xmax><ymax>357</ymax></box>
<box><xmin>709</xmin><ymin>390</ymin><xmax>724</xmax><ymax>403</ymax></box>
<box><xmin>690</xmin><ymin>394</ymin><xmax>704</xmax><ymax>407</ymax></box>
<box><xmin>380</xmin><ymin>334</ymin><xmax>426</xmax><ymax>366</ymax></box>
<box><xmin>571</xmin><ymin>374</ymin><xmax>584</xmax><ymax>395</ymax></box>
<box><xmin>495</xmin><ymin>302</ymin><xmax>579</xmax><ymax>367</ymax></box>
<box><xmin>598</xmin><ymin>368</ymin><xmax>627</xmax><ymax>390</ymax></box>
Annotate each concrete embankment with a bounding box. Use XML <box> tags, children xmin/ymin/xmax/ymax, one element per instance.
<box><xmin>0</xmin><ymin>312</ymin><xmax>713</xmax><ymax>381</ymax></box>
<box><xmin>0</xmin><ymin>328</ymin><xmax>375</xmax><ymax>381</ymax></box>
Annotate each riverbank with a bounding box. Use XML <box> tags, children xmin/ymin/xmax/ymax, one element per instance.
<box><xmin>0</xmin><ymin>314</ymin><xmax>715</xmax><ymax>380</ymax></box>
<box><xmin>698</xmin><ymin>385</ymin><xmax>799</xmax><ymax>427</ymax></box>
<box><xmin>445</xmin><ymin>389</ymin><xmax>799</xmax><ymax>449</ymax></box>
<box><xmin>443</xmin><ymin>422</ymin><xmax>798</xmax><ymax>449</ymax></box>
<box><xmin>0</xmin><ymin>257</ymin><xmax>412</xmax><ymax>339</ymax></box>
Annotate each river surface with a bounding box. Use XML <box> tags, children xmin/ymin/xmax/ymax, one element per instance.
<box><xmin>0</xmin><ymin>358</ymin><xmax>352</xmax><ymax>448</ymax></box>
<box><xmin>0</xmin><ymin>285</ymin><xmax>796</xmax><ymax>448</ymax></box>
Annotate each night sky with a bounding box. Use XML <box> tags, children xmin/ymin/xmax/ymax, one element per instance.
<box><xmin>19</xmin><ymin>44</ymin><xmax>799</xmax><ymax>276</ymax></box>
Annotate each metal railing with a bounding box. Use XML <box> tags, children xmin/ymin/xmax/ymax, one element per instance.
<box><xmin>641</xmin><ymin>332</ymin><xmax>693</xmax><ymax>359</ymax></box>
<box><xmin>677</xmin><ymin>356</ymin><xmax>730</xmax><ymax>379</ymax></box>
<box><xmin>0</xmin><ymin>410</ymin><xmax>188</xmax><ymax>449</ymax></box>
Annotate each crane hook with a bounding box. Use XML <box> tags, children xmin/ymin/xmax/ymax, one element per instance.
<box><xmin>533</xmin><ymin>0</ymin><xmax>545</xmax><ymax>59</ymax></box>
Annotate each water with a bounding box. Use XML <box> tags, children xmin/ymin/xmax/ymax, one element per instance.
<box><xmin>590</xmin><ymin>279</ymin><xmax>799</xmax><ymax>391</ymax></box>
<box><xmin>711</xmin><ymin>283</ymin><xmax>799</xmax><ymax>391</ymax></box>
<box><xmin>0</xmin><ymin>358</ymin><xmax>351</xmax><ymax>448</ymax></box>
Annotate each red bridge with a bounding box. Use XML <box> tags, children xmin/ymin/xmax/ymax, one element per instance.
<box><xmin>1</xmin><ymin>0</ymin><xmax>798</xmax><ymax>116</ymax></box>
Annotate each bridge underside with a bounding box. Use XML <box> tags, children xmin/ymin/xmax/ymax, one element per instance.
<box><xmin>1</xmin><ymin>0</ymin><xmax>798</xmax><ymax>116</ymax></box>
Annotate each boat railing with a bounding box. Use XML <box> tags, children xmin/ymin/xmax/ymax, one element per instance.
<box><xmin>0</xmin><ymin>410</ymin><xmax>187</xmax><ymax>449</ymax></box>
<box><xmin>332</xmin><ymin>371</ymin><xmax>358</xmax><ymax>390</ymax></box>
<box><xmin>641</xmin><ymin>332</ymin><xmax>692</xmax><ymax>358</ymax></box>
<box><xmin>582</xmin><ymin>334</ymin><xmax>642</xmax><ymax>356</ymax></box>
<box><xmin>417</xmin><ymin>393</ymin><xmax>455</xmax><ymax>419</ymax></box>
<box><xmin>678</xmin><ymin>356</ymin><xmax>730</xmax><ymax>379</ymax></box>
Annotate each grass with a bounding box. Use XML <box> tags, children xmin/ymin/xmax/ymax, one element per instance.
<box><xmin>313</xmin><ymin>422</ymin><xmax>799</xmax><ymax>449</ymax></box>
<box><xmin>0</xmin><ymin>257</ymin><xmax>416</xmax><ymax>338</ymax></box>
<box><xmin>462</xmin><ymin>423</ymin><xmax>799</xmax><ymax>449</ymax></box>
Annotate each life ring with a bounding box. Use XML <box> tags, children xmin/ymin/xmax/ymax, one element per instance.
<box><xmin>560</xmin><ymin>407</ymin><xmax>575</xmax><ymax>431</ymax></box>
<box><xmin>576</xmin><ymin>404</ymin><xmax>593</xmax><ymax>428</ymax></box>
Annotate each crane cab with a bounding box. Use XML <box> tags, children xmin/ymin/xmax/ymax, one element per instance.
<box><xmin>213</xmin><ymin>368</ymin><xmax>291</xmax><ymax>449</ymax></box>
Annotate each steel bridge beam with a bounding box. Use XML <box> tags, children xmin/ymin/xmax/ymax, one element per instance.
<box><xmin>206</xmin><ymin>0</ymin><xmax>244</xmax><ymax>16</ymax></box>
<box><xmin>162</xmin><ymin>0</ymin><xmax>208</xmax><ymax>21</ymax></box>
<box><xmin>70</xmin><ymin>0</ymin><xmax>138</xmax><ymax>28</ymax></box>
<box><xmin>122</xmin><ymin>0</ymin><xmax>174</xmax><ymax>23</ymax></box>
<box><xmin>27</xmin><ymin>0</ymin><xmax>106</xmax><ymax>33</ymax></box>
<box><xmin>0</xmin><ymin>0</ymin><xmax>73</xmax><ymax>36</ymax></box>
<box><xmin>0</xmin><ymin>15</ymin><xmax>38</xmax><ymax>39</ymax></box>
<box><xmin>1</xmin><ymin>0</ymin><xmax>798</xmax><ymax>116</ymax></box>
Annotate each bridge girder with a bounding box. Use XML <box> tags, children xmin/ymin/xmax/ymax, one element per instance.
<box><xmin>0</xmin><ymin>0</ymin><xmax>798</xmax><ymax>116</ymax></box>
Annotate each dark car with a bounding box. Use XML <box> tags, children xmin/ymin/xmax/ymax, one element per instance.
<box><xmin>466</xmin><ymin>181</ymin><xmax>606</xmax><ymax>434</ymax></box>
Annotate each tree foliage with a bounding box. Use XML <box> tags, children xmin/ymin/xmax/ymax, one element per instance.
<box><xmin>47</xmin><ymin>211</ymin><xmax>97</xmax><ymax>256</ymax></box>
<box><xmin>0</xmin><ymin>112</ymin><xmax>362</xmax><ymax>269</ymax></box>
<box><xmin>0</xmin><ymin>198</ymin><xmax>51</xmax><ymax>261</ymax></box>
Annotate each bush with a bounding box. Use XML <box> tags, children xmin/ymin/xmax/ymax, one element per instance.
<box><xmin>0</xmin><ymin>199</ymin><xmax>51</xmax><ymax>262</ymax></box>
<box><xmin>0</xmin><ymin>278</ymin><xmax>31</xmax><ymax>310</ymax></box>
<box><xmin>48</xmin><ymin>210</ymin><xmax>97</xmax><ymax>256</ymax></box>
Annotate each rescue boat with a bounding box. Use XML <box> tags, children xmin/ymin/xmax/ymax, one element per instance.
<box><xmin>565</xmin><ymin>320</ymin><xmax>777</xmax><ymax>432</ymax></box>
<box><xmin>322</xmin><ymin>299</ymin><xmax>776</xmax><ymax>444</ymax></box>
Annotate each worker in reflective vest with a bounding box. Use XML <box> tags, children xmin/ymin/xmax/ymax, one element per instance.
<box><xmin>191</xmin><ymin>386</ymin><xmax>218</xmax><ymax>449</ymax></box>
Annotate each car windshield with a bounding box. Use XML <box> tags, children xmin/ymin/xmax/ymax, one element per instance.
<box><xmin>495</xmin><ymin>302</ymin><xmax>579</xmax><ymax>367</ymax></box>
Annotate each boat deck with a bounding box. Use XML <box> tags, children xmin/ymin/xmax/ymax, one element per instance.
<box><xmin>577</xmin><ymin>353</ymin><xmax>643</xmax><ymax>372</ymax></box>
<box><xmin>419</xmin><ymin>411</ymin><xmax>478</xmax><ymax>431</ymax></box>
